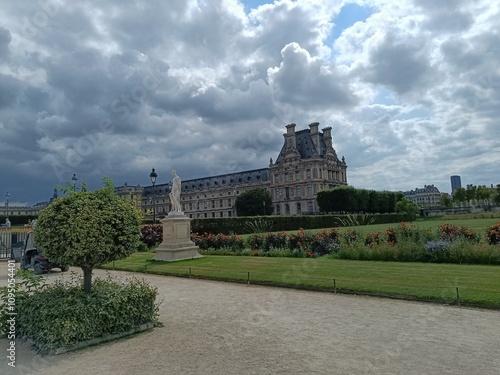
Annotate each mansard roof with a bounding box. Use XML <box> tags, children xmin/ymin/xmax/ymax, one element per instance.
<box><xmin>181</xmin><ymin>168</ymin><xmax>269</xmax><ymax>192</ymax></box>
<box><xmin>403</xmin><ymin>185</ymin><xmax>441</xmax><ymax>196</ymax></box>
<box><xmin>141</xmin><ymin>169</ymin><xmax>269</xmax><ymax>195</ymax></box>
<box><xmin>275</xmin><ymin>129</ymin><xmax>329</xmax><ymax>164</ymax></box>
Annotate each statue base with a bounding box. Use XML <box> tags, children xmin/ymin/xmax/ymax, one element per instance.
<box><xmin>154</xmin><ymin>213</ymin><xmax>203</xmax><ymax>262</ymax></box>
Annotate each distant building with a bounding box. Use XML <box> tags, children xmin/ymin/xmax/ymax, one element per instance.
<box><xmin>403</xmin><ymin>185</ymin><xmax>441</xmax><ymax>208</ymax></box>
<box><xmin>115</xmin><ymin>122</ymin><xmax>348</xmax><ymax>218</ymax></box>
<box><xmin>451</xmin><ymin>175</ymin><xmax>462</xmax><ymax>193</ymax></box>
<box><xmin>0</xmin><ymin>205</ymin><xmax>41</xmax><ymax>217</ymax></box>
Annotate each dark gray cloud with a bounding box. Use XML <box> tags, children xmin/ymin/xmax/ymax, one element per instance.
<box><xmin>0</xmin><ymin>27</ymin><xmax>11</xmax><ymax>60</ymax></box>
<box><xmin>0</xmin><ymin>0</ymin><xmax>499</xmax><ymax>205</ymax></box>
<box><xmin>268</xmin><ymin>42</ymin><xmax>358</xmax><ymax>109</ymax></box>
<box><xmin>414</xmin><ymin>0</ymin><xmax>474</xmax><ymax>33</ymax></box>
<box><xmin>361</xmin><ymin>33</ymin><xmax>436</xmax><ymax>95</ymax></box>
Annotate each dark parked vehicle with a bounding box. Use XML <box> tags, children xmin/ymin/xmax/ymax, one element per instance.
<box><xmin>20</xmin><ymin>232</ymin><xmax>69</xmax><ymax>275</ymax></box>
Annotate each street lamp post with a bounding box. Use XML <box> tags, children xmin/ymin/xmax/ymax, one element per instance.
<box><xmin>71</xmin><ymin>173</ymin><xmax>78</xmax><ymax>189</ymax></box>
<box><xmin>149</xmin><ymin>168</ymin><xmax>158</xmax><ymax>223</ymax></box>
<box><xmin>5</xmin><ymin>192</ymin><xmax>10</xmax><ymax>219</ymax></box>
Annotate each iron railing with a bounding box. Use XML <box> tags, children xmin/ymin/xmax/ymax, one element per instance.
<box><xmin>0</xmin><ymin>227</ymin><xmax>31</xmax><ymax>259</ymax></box>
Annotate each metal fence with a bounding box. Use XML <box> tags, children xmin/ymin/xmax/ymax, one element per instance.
<box><xmin>0</xmin><ymin>227</ymin><xmax>31</xmax><ymax>259</ymax></box>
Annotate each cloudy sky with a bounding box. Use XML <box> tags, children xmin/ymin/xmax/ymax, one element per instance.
<box><xmin>1</xmin><ymin>0</ymin><xmax>499</xmax><ymax>206</ymax></box>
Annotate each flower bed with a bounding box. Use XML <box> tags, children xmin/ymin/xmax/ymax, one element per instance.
<box><xmin>189</xmin><ymin>220</ymin><xmax>500</xmax><ymax>265</ymax></box>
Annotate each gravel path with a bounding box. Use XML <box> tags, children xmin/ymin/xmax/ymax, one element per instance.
<box><xmin>1</xmin><ymin>265</ymin><xmax>499</xmax><ymax>375</ymax></box>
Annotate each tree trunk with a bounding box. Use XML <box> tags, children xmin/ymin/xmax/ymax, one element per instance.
<box><xmin>82</xmin><ymin>267</ymin><xmax>93</xmax><ymax>293</ymax></box>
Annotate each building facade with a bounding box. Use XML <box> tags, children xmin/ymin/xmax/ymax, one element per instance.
<box><xmin>403</xmin><ymin>185</ymin><xmax>442</xmax><ymax>209</ymax></box>
<box><xmin>450</xmin><ymin>175</ymin><xmax>462</xmax><ymax>194</ymax></box>
<box><xmin>116</xmin><ymin>123</ymin><xmax>348</xmax><ymax>218</ymax></box>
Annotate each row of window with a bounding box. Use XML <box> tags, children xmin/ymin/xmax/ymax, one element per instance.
<box><xmin>273</xmin><ymin>169</ymin><xmax>344</xmax><ymax>183</ymax></box>
<box><xmin>275</xmin><ymin>202</ymin><xmax>315</xmax><ymax>215</ymax></box>
<box><xmin>185</xmin><ymin>175</ymin><xmax>262</xmax><ymax>189</ymax></box>
<box><xmin>145</xmin><ymin>199</ymin><xmax>234</xmax><ymax>211</ymax></box>
<box><xmin>274</xmin><ymin>184</ymin><xmax>314</xmax><ymax>199</ymax></box>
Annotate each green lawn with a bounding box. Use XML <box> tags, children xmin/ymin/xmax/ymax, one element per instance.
<box><xmin>103</xmin><ymin>253</ymin><xmax>500</xmax><ymax>308</ymax></box>
<box><xmin>341</xmin><ymin>218</ymin><xmax>500</xmax><ymax>236</ymax></box>
<box><xmin>237</xmin><ymin>217</ymin><xmax>500</xmax><ymax>239</ymax></box>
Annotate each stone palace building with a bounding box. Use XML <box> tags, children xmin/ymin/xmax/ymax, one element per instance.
<box><xmin>403</xmin><ymin>185</ymin><xmax>442</xmax><ymax>209</ymax></box>
<box><xmin>115</xmin><ymin>122</ymin><xmax>348</xmax><ymax>218</ymax></box>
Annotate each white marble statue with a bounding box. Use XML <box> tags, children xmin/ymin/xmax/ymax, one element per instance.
<box><xmin>169</xmin><ymin>170</ymin><xmax>182</xmax><ymax>212</ymax></box>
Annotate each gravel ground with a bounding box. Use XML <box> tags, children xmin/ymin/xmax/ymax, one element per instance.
<box><xmin>1</xmin><ymin>264</ymin><xmax>499</xmax><ymax>375</ymax></box>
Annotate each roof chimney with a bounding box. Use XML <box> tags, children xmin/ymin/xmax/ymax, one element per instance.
<box><xmin>284</xmin><ymin>123</ymin><xmax>297</xmax><ymax>149</ymax></box>
<box><xmin>309</xmin><ymin>122</ymin><xmax>320</xmax><ymax>153</ymax></box>
<box><xmin>322</xmin><ymin>127</ymin><xmax>332</xmax><ymax>147</ymax></box>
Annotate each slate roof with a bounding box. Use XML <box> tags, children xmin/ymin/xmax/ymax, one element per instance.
<box><xmin>142</xmin><ymin>168</ymin><xmax>269</xmax><ymax>195</ymax></box>
<box><xmin>275</xmin><ymin>129</ymin><xmax>328</xmax><ymax>163</ymax></box>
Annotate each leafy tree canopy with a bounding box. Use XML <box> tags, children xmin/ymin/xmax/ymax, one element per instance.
<box><xmin>235</xmin><ymin>188</ymin><xmax>273</xmax><ymax>216</ymax></box>
<box><xmin>34</xmin><ymin>178</ymin><xmax>142</xmax><ymax>292</ymax></box>
<box><xmin>395</xmin><ymin>197</ymin><xmax>419</xmax><ymax>220</ymax></box>
<box><xmin>317</xmin><ymin>186</ymin><xmax>403</xmax><ymax>214</ymax></box>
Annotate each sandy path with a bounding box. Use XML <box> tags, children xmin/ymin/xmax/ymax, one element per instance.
<box><xmin>1</xmin><ymin>265</ymin><xmax>499</xmax><ymax>375</ymax></box>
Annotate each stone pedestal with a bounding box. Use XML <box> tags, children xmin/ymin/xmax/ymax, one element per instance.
<box><xmin>154</xmin><ymin>212</ymin><xmax>203</xmax><ymax>262</ymax></box>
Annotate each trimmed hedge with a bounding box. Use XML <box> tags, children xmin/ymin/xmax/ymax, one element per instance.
<box><xmin>191</xmin><ymin>214</ymin><xmax>413</xmax><ymax>234</ymax></box>
<box><xmin>1</xmin><ymin>270</ymin><xmax>161</xmax><ymax>353</ymax></box>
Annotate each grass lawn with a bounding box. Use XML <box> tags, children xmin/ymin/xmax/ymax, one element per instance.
<box><xmin>236</xmin><ymin>217</ymin><xmax>500</xmax><ymax>239</ymax></box>
<box><xmin>340</xmin><ymin>218</ymin><xmax>500</xmax><ymax>236</ymax></box>
<box><xmin>103</xmin><ymin>253</ymin><xmax>500</xmax><ymax>308</ymax></box>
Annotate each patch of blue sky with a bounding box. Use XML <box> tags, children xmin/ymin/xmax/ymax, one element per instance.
<box><xmin>241</xmin><ymin>0</ymin><xmax>275</xmax><ymax>13</ymax></box>
<box><xmin>327</xmin><ymin>2</ymin><xmax>374</xmax><ymax>46</ymax></box>
<box><xmin>395</xmin><ymin>107</ymin><xmax>433</xmax><ymax>121</ymax></box>
<box><xmin>372</xmin><ymin>87</ymin><xmax>398</xmax><ymax>106</ymax></box>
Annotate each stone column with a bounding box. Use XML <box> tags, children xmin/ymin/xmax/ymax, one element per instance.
<box><xmin>154</xmin><ymin>212</ymin><xmax>203</xmax><ymax>262</ymax></box>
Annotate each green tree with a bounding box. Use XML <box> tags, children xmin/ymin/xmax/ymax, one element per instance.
<box><xmin>235</xmin><ymin>188</ymin><xmax>273</xmax><ymax>216</ymax></box>
<box><xmin>395</xmin><ymin>198</ymin><xmax>419</xmax><ymax>220</ymax></box>
<box><xmin>367</xmin><ymin>190</ymin><xmax>380</xmax><ymax>213</ymax></box>
<box><xmin>317</xmin><ymin>186</ymin><xmax>356</xmax><ymax>213</ymax></box>
<box><xmin>355</xmin><ymin>189</ymin><xmax>370</xmax><ymax>213</ymax></box>
<box><xmin>440</xmin><ymin>194</ymin><xmax>453</xmax><ymax>209</ymax></box>
<box><xmin>465</xmin><ymin>184</ymin><xmax>477</xmax><ymax>206</ymax></box>
<box><xmin>494</xmin><ymin>185</ymin><xmax>500</xmax><ymax>205</ymax></box>
<box><xmin>34</xmin><ymin>179</ymin><xmax>142</xmax><ymax>293</ymax></box>
<box><xmin>453</xmin><ymin>187</ymin><xmax>467</xmax><ymax>206</ymax></box>
<box><xmin>476</xmin><ymin>185</ymin><xmax>493</xmax><ymax>207</ymax></box>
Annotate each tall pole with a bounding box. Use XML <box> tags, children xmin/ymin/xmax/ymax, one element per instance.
<box><xmin>72</xmin><ymin>173</ymin><xmax>78</xmax><ymax>189</ymax></box>
<box><xmin>150</xmin><ymin>168</ymin><xmax>158</xmax><ymax>223</ymax></box>
<box><xmin>5</xmin><ymin>192</ymin><xmax>10</xmax><ymax>219</ymax></box>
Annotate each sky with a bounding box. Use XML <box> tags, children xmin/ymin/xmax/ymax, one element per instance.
<box><xmin>1</xmin><ymin>0</ymin><xmax>499</xmax><ymax>206</ymax></box>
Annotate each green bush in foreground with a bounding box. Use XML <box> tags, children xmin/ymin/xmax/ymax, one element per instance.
<box><xmin>35</xmin><ymin>179</ymin><xmax>142</xmax><ymax>293</ymax></box>
<box><xmin>1</xmin><ymin>271</ymin><xmax>161</xmax><ymax>353</ymax></box>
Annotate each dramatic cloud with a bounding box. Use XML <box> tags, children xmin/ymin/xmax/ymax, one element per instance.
<box><xmin>0</xmin><ymin>0</ymin><xmax>499</xmax><ymax>205</ymax></box>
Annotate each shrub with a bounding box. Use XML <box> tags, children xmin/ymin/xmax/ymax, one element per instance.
<box><xmin>364</xmin><ymin>232</ymin><xmax>383</xmax><ymax>247</ymax></box>
<box><xmin>0</xmin><ymin>271</ymin><xmax>160</xmax><ymax>353</ymax></box>
<box><xmin>437</xmin><ymin>223</ymin><xmax>460</xmax><ymax>241</ymax></box>
<box><xmin>436</xmin><ymin>223</ymin><xmax>479</xmax><ymax>243</ymax></box>
<box><xmin>288</xmin><ymin>229</ymin><xmax>313</xmax><ymax>250</ymax></box>
<box><xmin>424</xmin><ymin>241</ymin><xmax>451</xmax><ymax>262</ymax></box>
<box><xmin>458</xmin><ymin>226</ymin><xmax>479</xmax><ymax>242</ymax></box>
<box><xmin>309</xmin><ymin>229</ymin><xmax>341</xmax><ymax>256</ymax></box>
<box><xmin>140</xmin><ymin>224</ymin><xmax>163</xmax><ymax>248</ymax></box>
<box><xmin>342</xmin><ymin>229</ymin><xmax>361</xmax><ymax>246</ymax></box>
<box><xmin>386</xmin><ymin>222</ymin><xmax>432</xmax><ymax>245</ymax></box>
<box><xmin>243</xmin><ymin>217</ymin><xmax>275</xmax><ymax>234</ymax></box>
<box><xmin>485</xmin><ymin>221</ymin><xmax>500</xmax><ymax>245</ymax></box>
<box><xmin>191</xmin><ymin>232</ymin><xmax>245</xmax><ymax>251</ymax></box>
<box><xmin>247</xmin><ymin>233</ymin><xmax>265</xmax><ymax>250</ymax></box>
<box><xmin>263</xmin><ymin>231</ymin><xmax>288</xmax><ymax>251</ymax></box>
